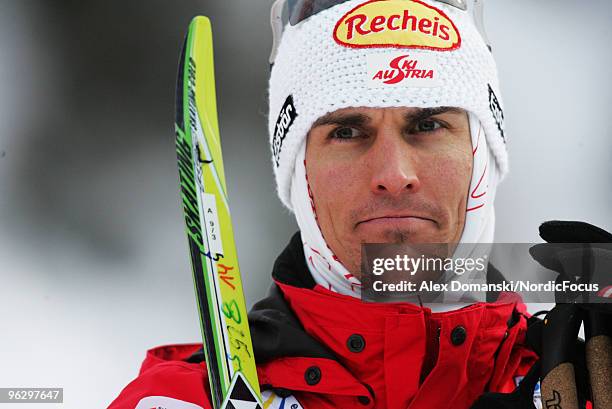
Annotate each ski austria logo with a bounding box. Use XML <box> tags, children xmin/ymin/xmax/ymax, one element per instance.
<box><xmin>273</xmin><ymin>95</ymin><xmax>297</xmax><ymax>168</ymax></box>
<box><xmin>367</xmin><ymin>52</ymin><xmax>440</xmax><ymax>87</ymax></box>
<box><xmin>333</xmin><ymin>0</ymin><xmax>461</xmax><ymax>51</ymax></box>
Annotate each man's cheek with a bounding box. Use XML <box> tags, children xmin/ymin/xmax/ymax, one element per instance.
<box><xmin>323</xmin><ymin>165</ymin><xmax>361</xmax><ymax>193</ymax></box>
<box><xmin>427</xmin><ymin>157</ymin><xmax>471</xmax><ymax>184</ymax></box>
<box><xmin>309</xmin><ymin>165</ymin><xmax>353</xmax><ymax>217</ymax></box>
<box><xmin>424</xmin><ymin>157</ymin><xmax>472</xmax><ymax>211</ymax></box>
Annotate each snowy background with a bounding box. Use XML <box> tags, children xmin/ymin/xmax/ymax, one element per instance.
<box><xmin>0</xmin><ymin>0</ymin><xmax>610</xmax><ymax>408</ymax></box>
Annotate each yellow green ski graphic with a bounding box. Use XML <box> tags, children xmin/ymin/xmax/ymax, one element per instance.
<box><xmin>175</xmin><ymin>16</ymin><xmax>261</xmax><ymax>409</ymax></box>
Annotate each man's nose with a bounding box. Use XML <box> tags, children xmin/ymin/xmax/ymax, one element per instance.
<box><xmin>368</xmin><ymin>129</ymin><xmax>421</xmax><ymax>197</ymax></box>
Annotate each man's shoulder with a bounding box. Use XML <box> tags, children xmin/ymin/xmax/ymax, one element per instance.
<box><xmin>139</xmin><ymin>343</ymin><xmax>204</xmax><ymax>374</ymax></box>
<box><xmin>107</xmin><ymin>343</ymin><xmax>212</xmax><ymax>409</ymax></box>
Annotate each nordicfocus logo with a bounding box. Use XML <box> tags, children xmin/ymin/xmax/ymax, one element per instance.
<box><xmin>334</xmin><ymin>0</ymin><xmax>461</xmax><ymax>51</ymax></box>
<box><xmin>273</xmin><ymin>95</ymin><xmax>297</xmax><ymax>168</ymax></box>
<box><xmin>367</xmin><ymin>52</ymin><xmax>440</xmax><ymax>87</ymax></box>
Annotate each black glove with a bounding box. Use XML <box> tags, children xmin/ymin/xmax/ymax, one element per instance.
<box><xmin>469</xmin><ymin>362</ymin><xmax>541</xmax><ymax>409</ymax></box>
<box><xmin>471</xmin><ymin>220</ymin><xmax>612</xmax><ymax>409</ymax></box>
<box><xmin>528</xmin><ymin>221</ymin><xmax>612</xmax><ymax>409</ymax></box>
<box><xmin>529</xmin><ymin>220</ymin><xmax>612</xmax><ymax>312</ymax></box>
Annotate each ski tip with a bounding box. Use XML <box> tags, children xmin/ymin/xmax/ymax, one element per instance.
<box><xmin>175</xmin><ymin>15</ymin><xmax>213</xmax><ymax>133</ymax></box>
<box><xmin>190</xmin><ymin>15</ymin><xmax>212</xmax><ymax>32</ymax></box>
<box><xmin>187</xmin><ymin>16</ymin><xmax>213</xmax><ymax>52</ymax></box>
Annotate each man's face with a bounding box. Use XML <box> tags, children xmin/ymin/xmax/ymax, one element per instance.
<box><xmin>305</xmin><ymin>106</ymin><xmax>473</xmax><ymax>276</ymax></box>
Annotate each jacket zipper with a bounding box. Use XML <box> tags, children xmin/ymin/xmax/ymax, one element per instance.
<box><xmin>419</xmin><ymin>322</ymin><xmax>441</xmax><ymax>384</ymax></box>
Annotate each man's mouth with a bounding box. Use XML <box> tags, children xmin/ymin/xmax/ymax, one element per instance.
<box><xmin>356</xmin><ymin>215</ymin><xmax>436</xmax><ymax>230</ymax></box>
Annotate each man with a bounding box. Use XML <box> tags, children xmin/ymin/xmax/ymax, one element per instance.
<box><xmin>109</xmin><ymin>1</ymin><xmax>608</xmax><ymax>408</ymax></box>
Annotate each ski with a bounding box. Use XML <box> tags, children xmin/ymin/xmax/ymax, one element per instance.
<box><xmin>174</xmin><ymin>16</ymin><xmax>261</xmax><ymax>409</ymax></box>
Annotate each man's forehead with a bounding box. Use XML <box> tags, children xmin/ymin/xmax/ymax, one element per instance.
<box><xmin>311</xmin><ymin>106</ymin><xmax>465</xmax><ymax>128</ymax></box>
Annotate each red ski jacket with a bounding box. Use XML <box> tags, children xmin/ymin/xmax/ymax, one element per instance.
<box><xmin>108</xmin><ymin>232</ymin><xmax>540</xmax><ymax>409</ymax></box>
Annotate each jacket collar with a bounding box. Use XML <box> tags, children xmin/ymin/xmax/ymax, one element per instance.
<box><xmin>249</xmin><ymin>230</ymin><xmax>518</xmax><ymax>361</ymax></box>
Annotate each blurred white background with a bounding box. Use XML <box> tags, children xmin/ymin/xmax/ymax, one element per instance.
<box><xmin>0</xmin><ymin>1</ymin><xmax>610</xmax><ymax>408</ymax></box>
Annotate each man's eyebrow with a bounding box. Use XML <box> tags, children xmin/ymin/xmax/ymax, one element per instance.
<box><xmin>311</xmin><ymin>112</ymin><xmax>371</xmax><ymax>129</ymax></box>
<box><xmin>311</xmin><ymin>107</ymin><xmax>464</xmax><ymax>129</ymax></box>
<box><xmin>404</xmin><ymin>107</ymin><xmax>464</xmax><ymax>124</ymax></box>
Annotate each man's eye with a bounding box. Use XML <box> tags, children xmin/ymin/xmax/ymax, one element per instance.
<box><xmin>414</xmin><ymin>119</ymin><xmax>443</xmax><ymax>133</ymax></box>
<box><xmin>329</xmin><ymin>127</ymin><xmax>364</xmax><ymax>140</ymax></box>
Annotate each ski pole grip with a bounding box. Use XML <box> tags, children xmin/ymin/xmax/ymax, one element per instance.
<box><xmin>585</xmin><ymin>309</ymin><xmax>612</xmax><ymax>409</ymax></box>
<box><xmin>541</xmin><ymin>364</ymin><xmax>579</xmax><ymax>409</ymax></box>
<box><xmin>540</xmin><ymin>304</ymin><xmax>582</xmax><ymax>409</ymax></box>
